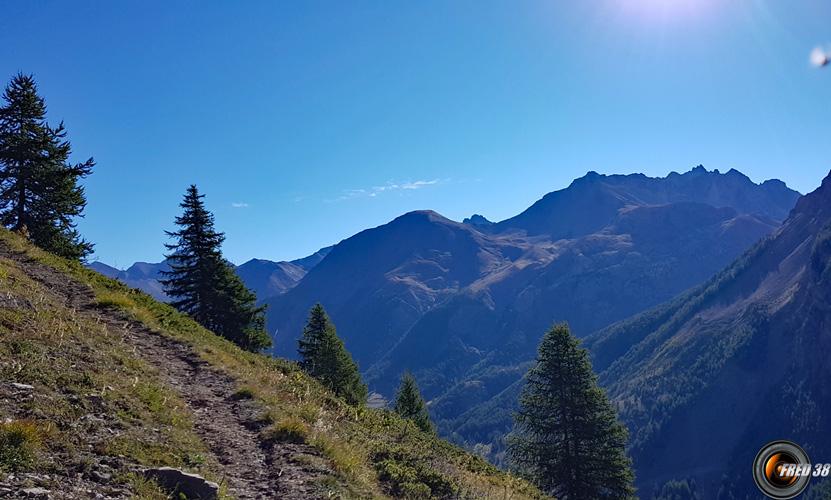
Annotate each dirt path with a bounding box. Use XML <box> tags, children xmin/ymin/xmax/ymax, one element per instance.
<box><xmin>1</xmin><ymin>245</ymin><xmax>332</xmax><ymax>499</ymax></box>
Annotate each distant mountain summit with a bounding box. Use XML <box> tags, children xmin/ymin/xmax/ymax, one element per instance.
<box><xmin>265</xmin><ymin>167</ymin><xmax>800</xmax><ymax>443</ymax></box>
<box><xmin>267</xmin><ymin>210</ymin><xmax>502</xmax><ymax>364</ymax></box>
<box><xmin>584</xmin><ymin>170</ymin><xmax>831</xmax><ymax>497</ymax></box>
<box><xmin>234</xmin><ymin>259</ymin><xmax>306</xmax><ymax>299</ymax></box>
<box><xmin>88</xmin><ymin>260</ymin><xmax>171</xmax><ymax>300</ymax></box>
<box><xmin>495</xmin><ymin>166</ymin><xmax>797</xmax><ymax>238</ymax></box>
<box><xmin>89</xmin><ymin>246</ymin><xmax>333</xmax><ymax>303</ymax></box>
<box><xmin>462</xmin><ymin>214</ymin><xmax>493</xmax><ymax>227</ymax></box>
<box><xmin>236</xmin><ymin>246</ymin><xmax>332</xmax><ymax>299</ymax></box>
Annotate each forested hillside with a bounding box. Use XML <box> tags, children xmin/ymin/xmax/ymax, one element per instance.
<box><xmin>592</xmin><ymin>170</ymin><xmax>831</xmax><ymax>497</ymax></box>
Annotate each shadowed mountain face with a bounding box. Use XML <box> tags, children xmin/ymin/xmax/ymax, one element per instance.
<box><xmin>265</xmin><ymin>167</ymin><xmax>800</xmax><ymax>447</ymax></box>
<box><xmin>234</xmin><ymin>259</ymin><xmax>306</xmax><ymax>299</ymax></box>
<box><xmin>582</xmin><ymin>170</ymin><xmax>831</xmax><ymax>497</ymax></box>
<box><xmin>235</xmin><ymin>246</ymin><xmax>333</xmax><ymax>300</ymax></box>
<box><xmin>266</xmin><ymin>210</ymin><xmax>511</xmax><ymax>365</ymax></box>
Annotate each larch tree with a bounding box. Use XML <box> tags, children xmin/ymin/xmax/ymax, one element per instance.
<box><xmin>0</xmin><ymin>73</ymin><xmax>94</xmax><ymax>260</ymax></box>
<box><xmin>508</xmin><ymin>323</ymin><xmax>635</xmax><ymax>500</ymax></box>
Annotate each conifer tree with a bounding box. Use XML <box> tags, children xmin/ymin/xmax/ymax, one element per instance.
<box><xmin>161</xmin><ymin>185</ymin><xmax>270</xmax><ymax>351</ymax></box>
<box><xmin>508</xmin><ymin>323</ymin><xmax>635</xmax><ymax>500</ymax></box>
<box><xmin>393</xmin><ymin>372</ymin><xmax>434</xmax><ymax>433</ymax></box>
<box><xmin>212</xmin><ymin>262</ymin><xmax>272</xmax><ymax>351</ymax></box>
<box><xmin>0</xmin><ymin>73</ymin><xmax>94</xmax><ymax>260</ymax></box>
<box><xmin>298</xmin><ymin>304</ymin><xmax>367</xmax><ymax>405</ymax></box>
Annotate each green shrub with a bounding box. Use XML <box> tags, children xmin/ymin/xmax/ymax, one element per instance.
<box><xmin>0</xmin><ymin>420</ymin><xmax>42</xmax><ymax>471</ymax></box>
<box><xmin>398</xmin><ymin>481</ymin><xmax>432</xmax><ymax>499</ymax></box>
<box><xmin>373</xmin><ymin>445</ymin><xmax>458</xmax><ymax>499</ymax></box>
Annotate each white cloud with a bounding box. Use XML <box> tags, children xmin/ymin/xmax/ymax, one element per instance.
<box><xmin>231</xmin><ymin>202</ymin><xmax>249</xmax><ymax>208</ymax></box>
<box><xmin>328</xmin><ymin>179</ymin><xmax>442</xmax><ymax>202</ymax></box>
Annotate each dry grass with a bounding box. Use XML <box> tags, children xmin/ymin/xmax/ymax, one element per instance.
<box><xmin>0</xmin><ymin>247</ymin><xmax>220</xmax><ymax>494</ymax></box>
<box><xmin>263</xmin><ymin>416</ymin><xmax>310</xmax><ymax>444</ymax></box>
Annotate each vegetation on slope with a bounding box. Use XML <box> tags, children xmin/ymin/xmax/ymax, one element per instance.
<box><xmin>508</xmin><ymin>324</ymin><xmax>635</xmax><ymax>499</ymax></box>
<box><xmin>0</xmin><ymin>234</ymin><xmax>208</xmax><ymax>498</ymax></box>
<box><xmin>0</xmin><ymin>228</ymin><xmax>543</xmax><ymax>499</ymax></box>
<box><xmin>594</xmin><ymin>233</ymin><xmax>777</xmax><ymax>453</ymax></box>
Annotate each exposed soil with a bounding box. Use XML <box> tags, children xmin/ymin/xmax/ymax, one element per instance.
<box><xmin>0</xmin><ymin>243</ymin><xmax>333</xmax><ymax>499</ymax></box>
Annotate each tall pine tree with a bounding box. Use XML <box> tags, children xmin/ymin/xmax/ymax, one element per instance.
<box><xmin>393</xmin><ymin>372</ymin><xmax>434</xmax><ymax>433</ymax></box>
<box><xmin>161</xmin><ymin>185</ymin><xmax>271</xmax><ymax>352</ymax></box>
<box><xmin>0</xmin><ymin>73</ymin><xmax>94</xmax><ymax>260</ymax></box>
<box><xmin>508</xmin><ymin>323</ymin><xmax>635</xmax><ymax>500</ymax></box>
<box><xmin>298</xmin><ymin>304</ymin><xmax>367</xmax><ymax>405</ymax></box>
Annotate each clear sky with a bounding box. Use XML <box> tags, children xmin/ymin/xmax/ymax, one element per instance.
<box><xmin>2</xmin><ymin>1</ymin><xmax>829</xmax><ymax>266</ymax></box>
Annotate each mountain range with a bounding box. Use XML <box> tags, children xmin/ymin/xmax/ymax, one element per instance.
<box><xmin>262</xmin><ymin>167</ymin><xmax>801</xmax><ymax>466</ymax></box>
<box><xmin>94</xmin><ymin>166</ymin><xmax>813</xmax><ymax>494</ymax></box>
<box><xmin>89</xmin><ymin>247</ymin><xmax>333</xmax><ymax>303</ymax></box>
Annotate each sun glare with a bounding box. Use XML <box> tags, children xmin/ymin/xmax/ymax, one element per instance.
<box><xmin>617</xmin><ymin>0</ymin><xmax>718</xmax><ymax>22</ymax></box>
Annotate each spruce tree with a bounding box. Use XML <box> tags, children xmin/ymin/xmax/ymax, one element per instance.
<box><xmin>298</xmin><ymin>304</ymin><xmax>367</xmax><ymax>405</ymax></box>
<box><xmin>212</xmin><ymin>263</ymin><xmax>272</xmax><ymax>351</ymax></box>
<box><xmin>508</xmin><ymin>323</ymin><xmax>635</xmax><ymax>500</ymax></box>
<box><xmin>0</xmin><ymin>73</ymin><xmax>94</xmax><ymax>260</ymax></box>
<box><xmin>161</xmin><ymin>185</ymin><xmax>270</xmax><ymax>352</ymax></box>
<box><xmin>393</xmin><ymin>372</ymin><xmax>434</xmax><ymax>433</ymax></box>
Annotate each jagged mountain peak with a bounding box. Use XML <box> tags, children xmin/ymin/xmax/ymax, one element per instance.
<box><xmin>462</xmin><ymin>214</ymin><xmax>494</xmax><ymax>227</ymax></box>
<box><xmin>495</xmin><ymin>166</ymin><xmax>799</xmax><ymax>238</ymax></box>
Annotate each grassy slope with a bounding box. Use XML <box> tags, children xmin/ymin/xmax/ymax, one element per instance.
<box><xmin>0</xmin><ymin>229</ymin><xmax>543</xmax><ymax>499</ymax></box>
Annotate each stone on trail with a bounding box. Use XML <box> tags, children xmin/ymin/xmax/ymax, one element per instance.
<box><xmin>144</xmin><ymin>467</ymin><xmax>219</xmax><ymax>499</ymax></box>
<box><xmin>21</xmin><ymin>487</ymin><xmax>50</xmax><ymax>498</ymax></box>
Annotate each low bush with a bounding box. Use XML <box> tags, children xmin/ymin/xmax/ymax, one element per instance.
<box><xmin>0</xmin><ymin>420</ymin><xmax>43</xmax><ymax>471</ymax></box>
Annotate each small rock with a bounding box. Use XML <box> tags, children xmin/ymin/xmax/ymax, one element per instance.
<box><xmin>91</xmin><ymin>470</ymin><xmax>112</xmax><ymax>483</ymax></box>
<box><xmin>21</xmin><ymin>487</ymin><xmax>50</xmax><ymax>498</ymax></box>
<box><xmin>144</xmin><ymin>467</ymin><xmax>219</xmax><ymax>499</ymax></box>
<box><xmin>11</xmin><ymin>383</ymin><xmax>34</xmax><ymax>390</ymax></box>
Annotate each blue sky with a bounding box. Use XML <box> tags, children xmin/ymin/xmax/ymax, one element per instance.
<box><xmin>2</xmin><ymin>1</ymin><xmax>830</xmax><ymax>266</ymax></box>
